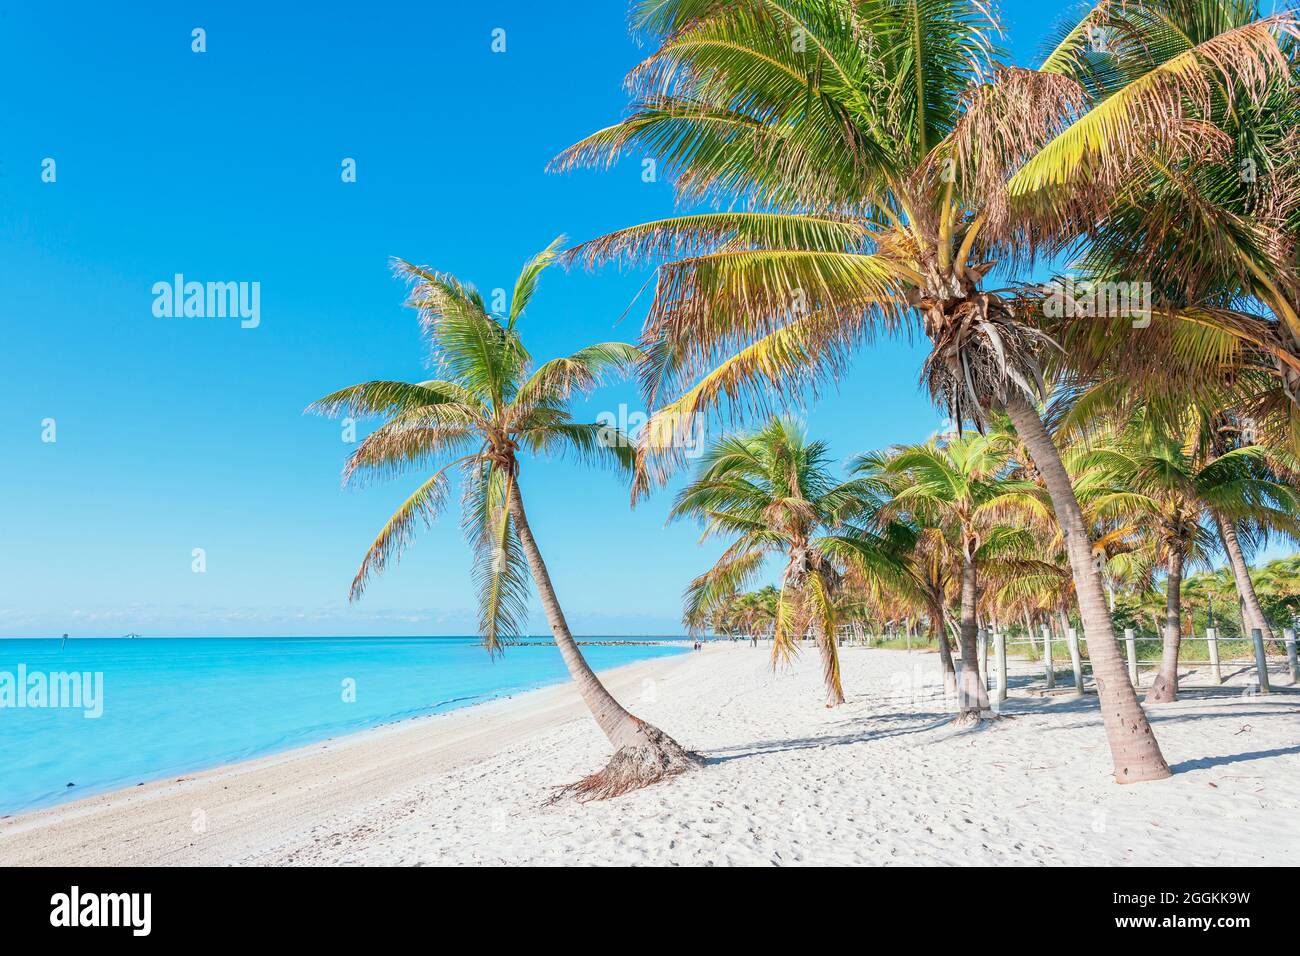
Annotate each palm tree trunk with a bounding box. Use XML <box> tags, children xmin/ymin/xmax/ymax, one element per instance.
<box><xmin>1213</xmin><ymin>510</ymin><xmax>1274</xmax><ymax>643</ymax></box>
<box><xmin>1004</xmin><ymin>393</ymin><xmax>1171</xmax><ymax>782</ymax></box>
<box><xmin>957</xmin><ymin>552</ymin><xmax>990</xmax><ymax>720</ymax></box>
<box><xmin>930</xmin><ymin>602</ymin><xmax>957</xmax><ymax>695</ymax></box>
<box><xmin>1148</xmin><ymin>551</ymin><xmax>1184</xmax><ymax>703</ymax></box>
<box><xmin>505</xmin><ymin>473</ymin><xmax>700</xmax><ymax>798</ymax></box>
<box><xmin>1056</xmin><ymin>608</ymin><xmax>1071</xmax><ymax>644</ymax></box>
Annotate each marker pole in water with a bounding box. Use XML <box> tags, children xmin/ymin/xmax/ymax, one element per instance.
<box><xmin>1040</xmin><ymin>624</ymin><xmax>1054</xmax><ymax>689</ymax></box>
<box><xmin>1067</xmin><ymin>627</ymin><xmax>1084</xmax><ymax>695</ymax></box>
<box><xmin>1124</xmin><ymin>628</ymin><xmax>1138</xmax><ymax>687</ymax></box>
<box><xmin>1250</xmin><ymin>628</ymin><xmax>1271</xmax><ymax>695</ymax></box>
<box><xmin>1206</xmin><ymin>627</ymin><xmax>1222</xmax><ymax>685</ymax></box>
<box><xmin>1285</xmin><ymin>628</ymin><xmax>1299</xmax><ymax>685</ymax></box>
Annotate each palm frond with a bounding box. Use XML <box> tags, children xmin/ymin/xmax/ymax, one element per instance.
<box><xmin>464</xmin><ymin>464</ymin><xmax>531</xmax><ymax>654</ymax></box>
<box><xmin>509</xmin><ymin>235</ymin><xmax>566</xmax><ymax>329</ymax></box>
<box><xmin>349</xmin><ymin>463</ymin><xmax>461</xmax><ymax>601</ymax></box>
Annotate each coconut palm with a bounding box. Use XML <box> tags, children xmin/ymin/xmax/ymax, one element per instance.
<box><xmin>1046</xmin><ymin>0</ymin><xmax>1300</xmax><ymax>450</ymax></box>
<box><xmin>1207</xmin><ymin>411</ymin><xmax>1300</xmax><ymax>637</ymax></box>
<box><xmin>1073</xmin><ymin>414</ymin><xmax>1300</xmax><ymax>701</ymax></box>
<box><xmin>308</xmin><ymin>240</ymin><xmax>700</xmax><ymax>799</ymax></box>
<box><xmin>546</xmin><ymin>0</ymin><xmax>1295</xmax><ymax>781</ymax></box>
<box><xmin>1058</xmin><ymin>382</ymin><xmax>1300</xmax><ymax>649</ymax></box>
<box><xmin>900</xmin><ymin>517</ymin><xmax>960</xmax><ymax>695</ymax></box>
<box><xmin>730</xmin><ymin>585</ymin><xmax>781</xmax><ymax>638</ymax></box>
<box><xmin>1251</xmin><ymin>554</ymin><xmax>1300</xmax><ymax>630</ymax></box>
<box><xmin>672</xmin><ymin>417</ymin><xmax>906</xmax><ymax>706</ymax></box>
<box><xmin>860</xmin><ymin>433</ymin><xmax>1053</xmax><ymax>719</ymax></box>
<box><xmin>696</xmin><ymin>583</ymin><xmax>778</xmax><ymax>636</ymax></box>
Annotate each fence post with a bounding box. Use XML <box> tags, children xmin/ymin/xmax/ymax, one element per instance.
<box><xmin>1040</xmin><ymin>624</ymin><xmax>1055</xmax><ymax>689</ymax></box>
<box><xmin>1067</xmin><ymin>627</ymin><xmax>1084</xmax><ymax>695</ymax></box>
<box><xmin>994</xmin><ymin>629</ymin><xmax>1007</xmax><ymax>704</ymax></box>
<box><xmin>1250</xmin><ymin>627</ymin><xmax>1272</xmax><ymax>695</ymax></box>
<box><xmin>1285</xmin><ymin>628</ymin><xmax>1299</xmax><ymax>685</ymax></box>
<box><xmin>1124</xmin><ymin>628</ymin><xmax>1138</xmax><ymax>687</ymax></box>
<box><xmin>978</xmin><ymin>627</ymin><xmax>989</xmax><ymax>692</ymax></box>
<box><xmin>1206</xmin><ymin>626</ymin><xmax>1222</xmax><ymax>685</ymax></box>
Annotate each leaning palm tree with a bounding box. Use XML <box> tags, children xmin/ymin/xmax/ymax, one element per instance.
<box><xmin>308</xmin><ymin>240</ymin><xmax>700</xmax><ymax>799</ymax></box>
<box><xmin>673</xmin><ymin>417</ymin><xmax>906</xmax><ymax>706</ymax></box>
<box><xmin>863</xmin><ymin>433</ymin><xmax>1053</xmax><ymax>720</ymax></box>
<box><xmin>545</xmin><ymin>0</ymin><xmax>1296</xmax><ymax>782</ymax></box>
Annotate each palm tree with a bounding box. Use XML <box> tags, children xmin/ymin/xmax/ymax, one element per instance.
<box><xmin>1199</xmin><ymin>410</ymin><xmax>1300</xmax><ymax>647</ymax></box>
<box><xmin>1049</xmin><ymin>1</ymin><xmax>1300</xmax><ymax>450</ymax></box>
<box><xmin>862</xmin><ymin>433</ymin><xmax>1052</xmax><ymax>720</ymax></box>
<box><xmin>546</xmin><ymin>0</ymin><xmax>1293</xmax><ymax>781</ymax></box>
<box><xmin>727</xmin><ymin>585</ymin><xmax>781</xmax><ymax>638</ymax></box>
<box><xmin>308</xmin><ymin>240</ymin><xmax>700</xmax><ymax>799</ymax></box>
<box><xmin>672</xmin><ymin>417</ymin><xmax>906</xmax><ymax>706</ymax></box>
<box><xmin>1074</xmin><ymin>414</ymin><xmax>1300</xmax><ymax>701</ymax></box>
<box><xmin>1251</xmin><ymin>554</ymin><xmax>1300</xmax><ymax>631</ymax></box>
<box><xmin>898</xmin><ymin>516</ymin><xmax>960</xmax><ymax>695</ymax></box>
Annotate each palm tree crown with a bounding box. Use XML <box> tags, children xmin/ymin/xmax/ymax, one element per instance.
<box><xmin>309</xmin><ymin>238</ymin><xmax>640</xmax><ymax>651</ymax></box>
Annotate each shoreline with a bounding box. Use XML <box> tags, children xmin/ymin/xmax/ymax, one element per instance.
<box><xmin>0</xmin><ymin>638</ymin><xmax>691</xmax><ymax>820</ymax></box>
<box><xmin>4</xmin><ymin>645</ymin><xmax>1297</xmax><ymax>866</ymax></box>
<box><xmin>0</xmin><ymin>651</ymin><xmax>696</xmax><ymax>866</ymax></box>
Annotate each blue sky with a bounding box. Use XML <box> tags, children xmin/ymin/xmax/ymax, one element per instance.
<box><xmin>2</xmin><ymin>1</ymin><xmax>1126</xmax><ymax>637</ymax></box>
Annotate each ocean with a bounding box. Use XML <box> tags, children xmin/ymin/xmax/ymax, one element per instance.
<box><xmin>0</xmin><ymin>636</ymin><xmax>688</xmax><ymax>816</ymax></box>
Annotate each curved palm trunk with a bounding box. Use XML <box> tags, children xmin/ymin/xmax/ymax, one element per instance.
<box><xmin>1004</xmin><ymin>394</ymin><xmax>1171</xmax><ymax>782</ymax></box>
<box><xmin>956</xmin><ymin>553</ymin><xmax>990</xmax><ymax>720</ymax></box>
<box><xmin>810</xmin><ymin>612</ymin><xmax>846</xmax><ymax>707</ymax></box>
<box><xmin>1148</xmin><ymin>552</ymin><xmax>1184</xmax><ymax>704</ymax></box>
<box><xmin>1213</xmin><ymin>510</ymin><xmax>1274</xmax><ymax>643</ymax></box>
<box><xmin>930</xmin><ymin>602</ymin><xmax>958</xmax><ymax>695</ymax></box>
<box><xmin>505</xmin><ymin>474</ymin><xmax>700</xmax><ymax>799</ymax></box>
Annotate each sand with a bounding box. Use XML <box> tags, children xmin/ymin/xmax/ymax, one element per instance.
<box><xmin>3</xmin><ymin>644</ymin><xmax>1297</xmax><ymax>866</ymax></box>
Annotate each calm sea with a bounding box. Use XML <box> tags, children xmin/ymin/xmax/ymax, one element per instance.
<box><xmin>0</xmin><ymin>636</ymin><xmax>687</xmax><ymax>816</ymax></box>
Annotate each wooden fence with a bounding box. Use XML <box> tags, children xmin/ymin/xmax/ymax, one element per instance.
<box><xmin>824</xmin><ymin>623</ymin><xmax>1300</xmax><ymax>703</ymax></box>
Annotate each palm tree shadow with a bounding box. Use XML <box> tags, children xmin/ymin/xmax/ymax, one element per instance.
<box><xmin>704</xmin><ymin>711</ymin><xmax>954</xmax><ymax>764</ymax></box>
<box><xmin>1169</xmin><ymin>744</ymin><xmax>1300</xmax><ymax>773</ymax></box>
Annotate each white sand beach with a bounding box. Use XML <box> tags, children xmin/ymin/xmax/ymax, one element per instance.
<box><xmin>3</xmin><ymin>645</ymin><xmax>1298</xmax><ymax>867</ymax></box>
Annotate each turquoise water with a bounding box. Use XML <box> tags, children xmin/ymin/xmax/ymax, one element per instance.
<box><xmin>0</xmin><ymin>637</ymin><xmax>687</xmax><ymax>816</ymax></box>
